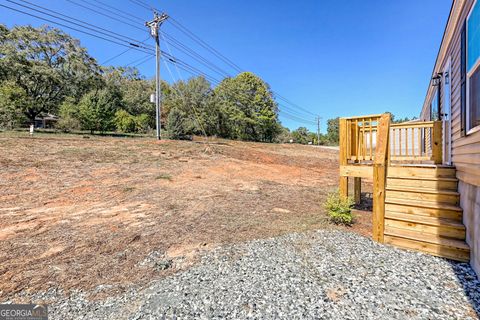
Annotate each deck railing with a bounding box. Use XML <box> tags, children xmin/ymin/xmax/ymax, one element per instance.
<box><xmin>341</xmin><ymin>114</ymin><xmax>382</xmax><ymax>162</ymax></box>
<box><xmin>390</xmin><ymin>121</ymin><xmax>442</xmax><ymax>163</ymax></box>
<box><xmin>340</xmin><ymin>116</ymin><xmax>443</xmax><ymax>165</ymax></box>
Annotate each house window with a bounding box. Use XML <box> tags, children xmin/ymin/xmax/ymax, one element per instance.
<box><xmin>431</xmin><ymin>88</ymin><xmax>440</xmax><ymax>121</ymax></box>
<box><xmin>467</xmin><ymin>0</ymin><xmax>480</xmax><ymax>132</ymax></box>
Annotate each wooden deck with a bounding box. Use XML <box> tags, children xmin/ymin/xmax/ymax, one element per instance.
<box><xmin>339</xmin><ymin>114</ymin><xmax>469</xmax><ymax>262</ymax></box>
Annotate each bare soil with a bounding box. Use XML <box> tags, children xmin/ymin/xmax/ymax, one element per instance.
<box><xmin>0</xmin><ymin>132</ymin><xmax>371</xmax><ymax>300</ymax></box>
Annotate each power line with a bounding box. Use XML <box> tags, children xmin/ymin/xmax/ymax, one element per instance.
<box><xmin>132</xmin><ymin>55</ymin><xmax>154</xmax><ymax>68</ymax></box>
<box><xmin>11</xmin><ymin>0</ymin><xmax>151</xmax><ymax>49</ymax></box>
<box><xmin>0</xmin><ymin>3</ymin><xmax>155</xmax><ymax>56</ymax></box>
<box><xmin>167</xmin><ymin>17</ymin><xmax>317</xmax><ymax>118</ymax></box>
<box><xmin>273</xmin><ymin>93</ymin><xmax>318</xmax><ymax>117</ymax></box>
<box><xmin>88</xmin><ymin>0</ymin><xmax>144</xmax><ymax>22</ymax></box>
<box><xmin>168</xmin><ymin>17</ymin><xmax>243</xmax><ymax>73</ymax></box>
<box><xmin>102</xmin><ymin>36</ymin><xmax>151</xmax><ymax>65</ymax></box>
<box><xmin>125</xmin><ymin>54</ymin><xmax>152</xmax><ymax>67</ymax></box>
<box><xmin>162</xmin><ymin>31</ymin><xmax>231</xmax><ymax>78</ymax></box>
<box><xmin>128</xmin><ymin>0</ymin><xmax>152</xmax><ymax>11</ymax></box>
<box><xmin>65</xmin><ymin>0</ymin><xmax>145</xmax><ymax>32</ymax></box>
<box><xmin>160</xmin><ymin>33</ymin><xmax>182</xmax><ymax>81</ymax></box>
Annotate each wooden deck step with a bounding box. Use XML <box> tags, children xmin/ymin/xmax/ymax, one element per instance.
<box><xmin>387</xmin><ymin>166</ymin><xmax>456</xmax><ymax>179</ymax></box>
<box><xmin>386</xmin><ymin>176</ymin><xmax>458</xmax><ymax>190</ymax></box>
<box><xmin>384</xmin><ymin>225</ymin><xmax>470</xmax><ymax>250</ymax></box>
<box><xmin>386</xmin><ymin>191</ymin><xmax>461</xmax><ymax>207</ymax></box>
<box><xmin>386</xmin><ymin>185</ymin><xmax>459</xmax><ymax>196</ymax></box>
<box><xmin>384</xmin><ymin>235</ymin><xmax>470</xmax><ymax>262</ymax></box>
<box><xmin>385</xmin><ymin>211</ymin><xmax>465</xmax><ymax>230</ymax></box>
<box><xmin>386</xmin><ymin>186</ymin><xmax>460</xmax><ymax>204</ymax></box>
<box><xmin>385</xmin><ymin>202</ymin><xmax>463</xmax><ymax>220</ymax></box>
<box><xmin>385</xmin><ymin>210</ymin><xmax>465</xmax><ymax>239</ymax></box>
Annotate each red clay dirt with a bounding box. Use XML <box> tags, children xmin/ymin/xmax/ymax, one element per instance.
<box><xmin>0</xmin><ymin>133</ymin><xmax>372</xmax><ymax>300</ymax></box>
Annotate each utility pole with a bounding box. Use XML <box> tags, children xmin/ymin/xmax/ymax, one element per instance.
<box><xmin>316</xmin><ymin>116</ymin><xmax>322</xmax><ymax>145</ymax></box>
<box><xmin>146</xmin><ymin>12</ymin><xmax>168</xmax><ymax>140</ymax></box>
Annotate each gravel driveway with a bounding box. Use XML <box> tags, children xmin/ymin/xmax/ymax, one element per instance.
<box><xmin>34</xmin><ymin>230</ymin><xmax>480</xmax><ymax>319</ymax></box>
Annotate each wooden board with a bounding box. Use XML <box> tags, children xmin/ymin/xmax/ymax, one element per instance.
<box><xmin>386</xmin><ymin>190</ymin><xmax>459</xmax><ymax>205</ymax></box>
<box><xmin>384</xmin><ymin>219</ymin><xmax>465</xmax><ymax>239</ymax></box>
<box><xmin>386</xmin><ymin>177</ymin><xmax>458</xmax><ymax>191</ymax></box>
<box><xmin>385</xmin><ymin>225</ymin><xmax>470</xmax><ymax>249</ymax></box>
<box><xmin>385</xmin><ymin>211</ymin><xmax>464</xmax><ymax>228</ymax></box>
<box><xmin>385</xmin><ymin>203</ymin><xmax>462</xmax><ymax>220</ymax></box>
<box><xmin>387</xmin><ymin>166</ymin><xmax>456</xmax><ymax>178</ymax></box>
<box><xmin>384</xmin><ymin>235</ymin><xmax>470</xmax><ymax>262</ymax></box>
<box><xmin>339</xmin><ymin>165</ymin><xmax>373</xmax><ymax>178</ymax></box>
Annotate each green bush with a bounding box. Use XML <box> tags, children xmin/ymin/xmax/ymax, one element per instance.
<box><xmin>134</xmin><ymin>113</ymin><xmax>150</xmax><ymax>133</ymax></box>
<box><xmin>324</xmin><ymin>190</ymin><xmax>354</xmax><ymax>225</ymax></box>
<box><xmin>114</xmin><ymin>109</ymin><xmax>136</xmax><ymax>133</ymax></box>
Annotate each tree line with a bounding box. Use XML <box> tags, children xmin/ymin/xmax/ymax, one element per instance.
<box><xmin>0</xmin><ymin>24</ymin><xmax>344</xmax><ymax>144</ymax></box>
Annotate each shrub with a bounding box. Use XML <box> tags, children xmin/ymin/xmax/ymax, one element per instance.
<box><xmin>114</xmin><ymin>109</ymin><xmax>136</xmax><ymax>133</ymax></box>
<box><xmin>324</xmin><ymin>190</ymin><xmax>354</xmax><ymax>225</ymax></box>
<box><xmin>135</xmin><ymin>113</ymin><xmax>150</xmax><ymax>133</ymax></box>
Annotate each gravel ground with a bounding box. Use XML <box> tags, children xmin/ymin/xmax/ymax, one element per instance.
<box><xmin>10</xmin><ymin>230</ymin><xmax>480</xmax><ymax>319</ymax></box>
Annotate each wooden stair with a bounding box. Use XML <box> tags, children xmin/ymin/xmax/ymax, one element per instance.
<box><xmin>384</xmin><ymin>165</ymin><xmax>470</xmax><ymax>262</ymax></box>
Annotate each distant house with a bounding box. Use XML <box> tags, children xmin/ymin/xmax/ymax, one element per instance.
<box><xmin>338</xmin><ymin>0</ymin><xmax>480</xmax><ymax>278</ymax></box>
<box><xmin>34</xmin><ymin>113</ymin><xmax>58</xmax><ymax>129</ymax></box>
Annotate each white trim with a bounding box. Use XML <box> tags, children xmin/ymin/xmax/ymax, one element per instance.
<box><xmin>443</xmin><ymin>56</ymin><xmax>452</xmax><ymax>165</ymax></box>
<box><xmin>466</xmin><ymin>0</ymin><xmax>480</xmax><ymax>134</ymax></box>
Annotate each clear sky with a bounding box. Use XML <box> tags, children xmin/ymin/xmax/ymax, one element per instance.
<box><xmin>1</xmin><ymin>0</ymin><xmax>452</xmax><ymax>132</ymax></box>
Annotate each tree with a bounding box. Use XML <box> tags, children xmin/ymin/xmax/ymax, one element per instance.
<box><xmin>0</xmin><ymin>25</ymin><xmax>101</xmax><ymax>124</ymax></box>
<box><xmin>78</xmin><ymin>88</ymin><xmax>122</xmax><ymax>133</ymax></box>
<box><xmin>103</xmin><ymin>66</ymin><xmax>156</xmax><ymax>122</ymax></box>
<box><xmin>167</xmin><ymin>107</ymin><xmax>193</xmax><ymax>140</ymax></box>
<box><xmin>56</xmin><ymin>97</ymin><xmax>81</xmax><ymax>132</ymax></box>
<box><xmin>163</xmin><ymin>76</ymin><xmax>218</xmax><ymax>136</ymax></box>
<box><xmin>326</xmin><ymin>117</ymin><xmax>340</xmax><ymax>144</ymax></box>
<box><xmin>0</xmin><ymin>81</ymin><xmax>29</xmax><ymax>129</ymax></box>
<box><xmin>274</xmin><ymin>126</ymin><xmax>293</xmax><ymax>143</ymax></box>
<box><xmin>292</xmin><ymin>127</ymin><xmax>311</xmax><ymax>144</ymax></box>
<box><xmin>214</xmin><ymin>72</ymin><xmax>280</xmax><ymax>141</ymax></box>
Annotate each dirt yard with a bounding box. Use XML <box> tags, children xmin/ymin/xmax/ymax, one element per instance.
<box><xmin>0</xmin><ymin>132</ymin><xmax>371</xmax><ymax>300</ymax></box>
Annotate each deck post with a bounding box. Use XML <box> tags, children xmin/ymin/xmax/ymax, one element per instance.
<box><xmin>354</xmin><ymin>177</ymin><xmax>361</xmax><ymax>204</ymax></box>
<box><xmin>372</xmin><ymin>113</ymin><xmax>390</xmax><ymax>243</ymax></box>
<box><xmin>432</xmin><ymin>121</ymin><xmax>443</xmax><ymax>164</ymax></box>
<box><xmin>339</xmin><ymin>118</ymin><xmax>348</xmax><ymax>197</ymax></box>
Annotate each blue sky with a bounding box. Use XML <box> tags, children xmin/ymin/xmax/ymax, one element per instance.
<box><xmin>1</xmin><ymin>0</ymin><xmax>452</xmax><ymax>132</ymax></box>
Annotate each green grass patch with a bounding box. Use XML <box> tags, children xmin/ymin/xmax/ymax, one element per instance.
<box><xmin>155</xmin><ymin>173</ymin><xmax>173</xmax><ymax>181</ymax></box>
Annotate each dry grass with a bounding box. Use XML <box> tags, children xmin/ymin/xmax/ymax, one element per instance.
<box><xmin>0</xmin><ymin>132</ymin><xmax>371</xmax><ymax>299</ymax></box>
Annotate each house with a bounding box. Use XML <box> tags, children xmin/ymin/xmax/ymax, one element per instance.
<box><xmin>338</xmin><ymin>0</ymin><xmax>480</xmax><ymax>277</ymax></box>
<box><xmin>33</xmin><ymin>113</ymin><xmax>58</xmax><ymax>129</ymax></box>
